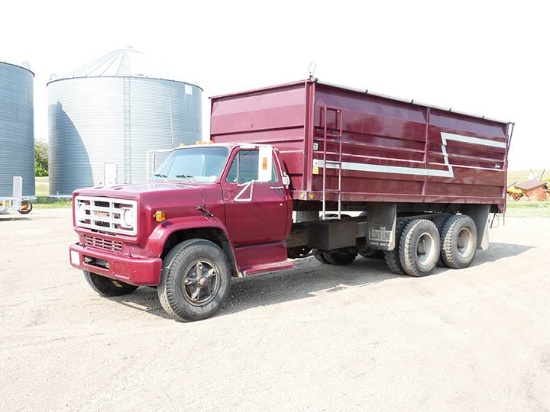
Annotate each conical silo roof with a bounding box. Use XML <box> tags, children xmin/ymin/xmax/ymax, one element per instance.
<box><xmin>61</xmin><ymin>47</ymin><xmax>145</xmax><ymax>78</ymax></box>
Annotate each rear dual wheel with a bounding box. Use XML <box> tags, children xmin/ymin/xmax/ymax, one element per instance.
<box><xmin>384</xmin><ymin>219</ymin><xmax>411</xmax><ymax>275</ymax></box>
<box><xmin>440</xmin><ymin>215</ymin><xmax>477</xmax><ymax>269</ymax></box>
<box><xmin>385</xmin><ymin>218</ymin><xmax>441</xmax><ymax>277</ymax></box>
<box><xmin>385</xmin><ymin>214</ymin><xmax>478</xmax><ymax>277</ymax></box>
<box><xmin>432</xmin><ymin>213</ymin><xmax>452</xmax><ymax>267</ymax></box>
<box><xmin>399</xmin><ymin>219</ymin><xmax>440</xmax><ymax>277</ymax></box>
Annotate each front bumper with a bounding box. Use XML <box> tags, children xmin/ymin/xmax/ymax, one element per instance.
<box><xmin>69</xmin><ymin>243</ymin><xmax>162</xmax><ymax>286</ymax></box>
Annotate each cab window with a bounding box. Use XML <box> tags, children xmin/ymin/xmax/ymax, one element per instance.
<box><xmin>226</xmin><ymin>150</ymin><xmax>277</xmax><ymax>184</ymax></box>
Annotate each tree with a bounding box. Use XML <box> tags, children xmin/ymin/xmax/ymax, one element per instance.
<box><xmin>35</xmin><ymin>140</ymin><xmax>49</xmax><ymax>177</ymax></box>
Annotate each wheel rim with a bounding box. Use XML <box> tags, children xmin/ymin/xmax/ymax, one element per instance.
<box><xmin>456</xmin><ymin>228</ymin><xmax>474</xmax><ymax>257</ymax></box>
<box><xmin>181</xmin><ymin>260</ymin><xmax>220</xmax><ymax>306</ymax></box>
<box><xmin>416</xmin><ymin>233</ymin><xmax>437</xmax><ymax>267</ymax></box>
<box><xmin>19</xmin><ymin>200</ymin><xmax>32</xmax><ymax>214</ymax></box>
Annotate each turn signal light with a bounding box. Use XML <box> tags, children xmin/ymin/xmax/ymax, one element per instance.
<box><xmin>154</xmin><ymin>210</ymin><xmax>166</xmax><ymax>222</ymax></box>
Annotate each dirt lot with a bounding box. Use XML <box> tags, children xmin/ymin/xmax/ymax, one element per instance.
<box><xmin>1</xmin><ymin>208</ymin><xmax>549</xmax><ymax>411</ymax></box>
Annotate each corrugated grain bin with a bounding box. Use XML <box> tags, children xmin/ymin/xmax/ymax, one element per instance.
<box><xmin>47</xmin><ymin>49</ymin><xmax>202</xmax><ymax>196</ymax></box>
<box><xmin>0</xmin><ymin>61</ymin><xmax>35</xmax><ymax>197</ymax></box>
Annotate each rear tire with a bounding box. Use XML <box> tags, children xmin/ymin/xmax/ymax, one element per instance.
<box><xmin>313</xmin><ymin>250</ymin><xmax>331</xmax><ymax>264</ymax></box>
<box><xmin>157</xmin><ymin>239</ymin><xmax>231</xmax><ymax>322</ymax></box>
<box><xmin>358</xmin><ymin>247</ymin><xmax>385</xmax><ymax>259</ymax></box>
<box><xmin>384</xmin><ymin>219</ymin><xmax>410</xmax><ymax>275</ymax></box>
<box><xmin>84</xmin><ymin>271</ymin><xmax>139</xmax><ymax>297</ymax></box>
<box><xmin>324</xmin><ymin>248</ymin><xmax>357</xmax><ymax>265</ymax></box>
<box><xmin>399</xmin><ymin>219</ymin><xmax>440</xmax><ymax>277</ymax></box>
<box><xmin>440</xmin><ymin>215</ymin><xmax>477</xmax><ymax>269</ymax></box>
<box><xmin>432</xmin><ymin>213</ymin><xmax>452</xmax><ymax>267</ymax></box>
<box><xmin>313</xmin><ymin>248</ymin><xmax>357</xmax><ymax>265</ymax></box>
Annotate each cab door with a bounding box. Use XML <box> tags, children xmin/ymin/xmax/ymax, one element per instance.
<box><xmin>222</xmin><ymin>148</ymin><xmax>291</xmax><ymax>247</ymax></box>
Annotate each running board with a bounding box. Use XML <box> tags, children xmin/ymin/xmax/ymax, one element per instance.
<box><xmin>241</xmin><ymin>260</ymin><xmax>295</xmax><ymax>276</ymax></box>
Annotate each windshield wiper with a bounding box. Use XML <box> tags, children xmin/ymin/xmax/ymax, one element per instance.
<box><xmin>175</xmin><ymin>174</ymin><xmax>196</xmax><ymax>184</ymax></box>
<box><xmin>153</xmin><ymin>173</ymin><xmax>167</xmax><ymax>180</ymax></box>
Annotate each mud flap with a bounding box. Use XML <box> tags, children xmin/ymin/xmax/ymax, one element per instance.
<box><xmin>365</xmin><ymin>203</ymin><xmax>396</xmax><ymax>251</ymax></box>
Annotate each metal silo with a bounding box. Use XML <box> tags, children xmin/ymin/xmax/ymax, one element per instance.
<box><xmin>0</xmin><ymin>61</ymin><xmax>35</xmax><ymax>197</ymax></box>
<box><xmin>47</xmin><ymin>48</ymin><xmax>202</xmax><ymax>196</ymax></box>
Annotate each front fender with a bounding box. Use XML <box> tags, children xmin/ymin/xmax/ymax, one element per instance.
<box><xmin>146</xmin><ymin>215</ymin><xmax>235</xmax><ymax>257</ymax></box>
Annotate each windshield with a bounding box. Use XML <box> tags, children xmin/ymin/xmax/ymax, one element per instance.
<box><xmin>150</xmin><ymin>146</ymin><xmax>229</xmax><ymax>183</ymax></box>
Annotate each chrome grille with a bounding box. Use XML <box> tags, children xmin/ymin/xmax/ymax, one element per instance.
<box><xmin>75</xmin><ymin>195</ymin><xmax>137</xmax><ymax>235</ymax></box>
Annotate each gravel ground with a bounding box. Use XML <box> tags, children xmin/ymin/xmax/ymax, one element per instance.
<box><xmin>1</xmin><ymin>208</ymin><xmax>549</xmax><ymax>411</ymax></box>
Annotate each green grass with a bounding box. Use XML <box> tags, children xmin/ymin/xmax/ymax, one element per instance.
<box><xmin>35</xmin><ymin>176</ymin><xmax>49</xmax><ymax>196</ymax></box>
<box><xmin>506</xmin><ymin>169</ymin><xmax>550</xmax><ymax>217</ymax></box>
<box><xmin>33</xmin><ymin>197</ymin><xmax>72</xmax><ymax>209</ymax></box>
<box><xmin>505</xmin><ymin>199</ymin><xmax>550</xmax><ymax>218</ymax></box>
<box><xmin>33</xmin><ymin>177</ymin><xmax>71</xmax><ymax>209</ymax></box>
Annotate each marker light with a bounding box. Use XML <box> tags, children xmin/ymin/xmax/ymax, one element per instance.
<box><xmin>154</xmin><ymin>210</ymin><xmax>166</xmax><ymax>222</ymax></box>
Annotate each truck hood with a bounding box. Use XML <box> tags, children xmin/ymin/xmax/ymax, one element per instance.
<box><xmin>73</xmin><ymin>181</ymin><xmax>222</xmax><ymax>214</ymax></box>
<box><xmin>74</xmin><ymin>179</ymin><xmax>224</xmax><ymax>218</ymax></box>
<box><xmin>74</xmin><ymin>181</ymin><xmax>209</xmax><ymax>197</ymax></box>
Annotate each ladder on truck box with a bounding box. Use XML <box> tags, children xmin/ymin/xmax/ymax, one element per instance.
<box><xmin>321</xmin><ymin>106</ymin><xmax>343</xmax><ymax>219</ymax></box>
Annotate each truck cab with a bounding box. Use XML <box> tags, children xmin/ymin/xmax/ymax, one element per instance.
<box><xmin>70</xmin><ymin>143</ymin><xmax>292</xmax><ymax>321</ymax></box>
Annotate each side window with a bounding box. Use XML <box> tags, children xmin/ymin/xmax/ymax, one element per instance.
<box><xmin>226</xmin><ymin>150</ymin><xmax>278</xmax><ymax>184</ymax></box>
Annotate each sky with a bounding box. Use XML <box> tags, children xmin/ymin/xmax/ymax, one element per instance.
<box><xmin>2</xmin><ymin>0</ymin><xmax>548</xmax><ymax>171</ymax></box>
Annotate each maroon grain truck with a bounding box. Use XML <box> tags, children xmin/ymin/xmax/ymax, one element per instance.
<box><xmin>69</xmin><ymin>79</ymin><xmax>513</xmax><ymax>321</ymax></box>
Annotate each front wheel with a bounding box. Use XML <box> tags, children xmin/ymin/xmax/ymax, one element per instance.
<box><xmin>84</xmin><ymin>271</ymin><xmax>139</xmax><ymax>296</ymax></box>
<box><xmin>157</xmin><ymin>239</ymin><xmax>231</xmax><ymax>322</ymax></box>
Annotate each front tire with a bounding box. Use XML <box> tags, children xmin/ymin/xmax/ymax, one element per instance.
<box><xmin>84</xmin><ymin>271</ymin><xmax>139</xmax><ymax>296</ymax></box>
<box><xmin>157</xmin><ymin>239</ymin><xmax>231</xmax><ymax>322</ymax></box>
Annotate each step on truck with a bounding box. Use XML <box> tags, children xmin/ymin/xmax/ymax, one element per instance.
<box><xmin>69</xmin><ymin>79</ymin><xmax>513</xmax><ymax>321</ymax></box>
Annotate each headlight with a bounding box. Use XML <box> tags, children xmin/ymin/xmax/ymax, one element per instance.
<box><xmin>76</xmin><ymin>202</ymin><xmax>87</xmax><ymax>222</ymax></box>
<box><xmin>121</xmin><ymin>208</ymin><xmax>135</xmax><ymax>228</ymax></box>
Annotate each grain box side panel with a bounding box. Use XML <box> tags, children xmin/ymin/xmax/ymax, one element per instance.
<box><xmin>309</xmin><ymin>84</ymin><xmax>430</xmax><ymax>202</ymax></box>
<box><xmin>210</xmin><ymin>80</ymin><xmax>511</xmax><ymax>207</ymax></box>
<box><xmin>425</xmin><ymin>109</ymin><xmax>509</xmax><ymax>206</ymax></box>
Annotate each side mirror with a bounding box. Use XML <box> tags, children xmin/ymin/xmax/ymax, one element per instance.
<box><xmin>282</xmin><ymin>173</ymin><xmax>290</xmax><ymax>186</ymax></box>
